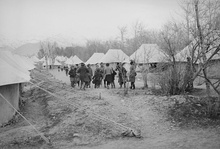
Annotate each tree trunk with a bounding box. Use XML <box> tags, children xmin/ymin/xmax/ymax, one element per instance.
<box><xmin>141</xmin><ymin>64</ymin><xmax>149</xmax><ymax>89</ymax></box>
<box><xmin>45</xmin><ymin>55</ymin><xmax>49</xmax><ymax>71</ymax></box>
<box><xmin>182</xmin><ymin>57</ymin><xmax>194</xmax><ymax>92</ymax></box>
<box><xmin>195</xmin><ymin>1</ymin><xmax>210</xmax><ymax>97</ymax></box>
<box><xmin>170</xmin><ymin>55</ymin><xmax>179</xmax><ymax>95</ymax></box>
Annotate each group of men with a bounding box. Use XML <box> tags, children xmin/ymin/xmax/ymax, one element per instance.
<box><xmin>67</xmin><ymin>61</ymin><xmax>137</xmax><ymax>90</ymax></box>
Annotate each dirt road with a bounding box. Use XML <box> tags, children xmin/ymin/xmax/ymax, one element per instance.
<box><xmin>0</xmin><ymin>69</ymin><xmax>219</xmax><ymax>149</ymax></box>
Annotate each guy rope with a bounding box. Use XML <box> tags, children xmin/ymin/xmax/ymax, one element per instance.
<box><xmin>0</xmin><ymin>93</ymin><xmax>50</xmax><ymax>144</ymax></box>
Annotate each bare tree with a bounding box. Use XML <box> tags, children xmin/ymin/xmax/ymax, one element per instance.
<box><xmin>132</xmin><ymin>20</ymin><xmax>146</xmax><ymax>51</ymax></box>
<box><xmin>180</xmin><ymin>0</ymin><xmax>220</xmax><ymax>116</ymax></box>
<box><xmin>118</xmin><ymin>26</ymin><xmax>127</xmax><ymax>45</ymax></box>
<box><xmin>180</xmin><ymin>0</ymin><xmax>193</xmax><ymax>43</ymax></box>
<box><xmin>194</xmin><ymin>0</ymin><xmax>220</xmax><ymax>110</ymax></box>
<box><xmin>140</xmin><ymin>47</ymin><xmax>152</xmax><ymax>89</ymax></box>
<box><xmin>157</xmin><ymin>21</ymin><xmax>189</xmax><ymax>94</ymax></box>
<box><xmin>40</xmin><ymin>41</ymin><xmax>57</xmax><ymax>71</ymax></box>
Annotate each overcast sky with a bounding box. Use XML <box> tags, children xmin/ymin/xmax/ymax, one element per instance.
<box><xmin>0</xmin><ymin>0</ymin><xmax>181</xmax><ymax>47</ymax></box>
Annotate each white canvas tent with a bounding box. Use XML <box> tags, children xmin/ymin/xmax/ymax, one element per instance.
<box><xmin>175</xmin><ymin>35</ymin><xmax>220</xmax><ymax>82</ymax></box>
<box><xmin>54</xmin><ymin>60</ymin><xmax>61</xmax><ymax>66</ymax></box>
<box><xmin>175</xmin><ymin>39</ymin><xmax>220</xmax><ymax>62</ymax></box>
<box><xmin>65</xmin><ymin>58</ymin><xmax>73</xmax><ymax>65</ymax></box>
<box><xmin>40</xmin><ymin>56</ymin><xmax>46</xmax><ymax>62</ymax></box>
<box><xmin>86</xmin><ymin>53</ymin><xmax>104</xmax><ymax>65</ymax></box>
<box><xmin>0</xmin><ymin>51</ymin><xmax>30</xmax><ymax>125</ymax></box>
<box><xmin>130</xmin><ymin>44</ymin><xmax>168</xmax><ymax>64</ymax></box>
<box><xmin>99</xmin><ymin>49</ymin><xmax>129</xmax><ymax>63</ymax></box>
<box><xmin>55</xmin><ymin>56</ymin><xmax>62</xmax><ymax>61</ymax></box>
<box><xmin>72</xmin><ymin>55</ymin><xmax>83</xmax><ymax>64</ymax></box>
<box><xmin>65</xmin><ymin>55</ymin><xmax>83</xmax><ymax>65</ymax></box>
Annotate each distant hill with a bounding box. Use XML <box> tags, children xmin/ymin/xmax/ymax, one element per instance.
<box><xmin>14</xmin><ymin>42</ymin><xmax>41</xmax><ymax>56</ymax></box>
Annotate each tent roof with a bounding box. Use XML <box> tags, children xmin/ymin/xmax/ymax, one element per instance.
<box><xmin>55</xmin><ymin>56</ymin><xmax>60</xmax><ymax>61</ymax></box>
<box><xmin>55</xmin><ymin>56</ymin><xmax>66</xmax><ymax>62</ymax></box>
<box><xmin>65</xmin><ymin>58</ymin><xmax>73</xmax><ymax>65</ymax></box>
<box><xmin>24</xmin><ymin>56</ymin><xmax>37</xmax><ymax>66</ymax></box>
<box><xmin>65</xmin><ymin>55</ymin><xmax>83</xmax><ymax>65</ymax></box>
<box><xmin>13</xmin><ymin>54</ymin><xmax>35</xmax><ymax>70</ymax></box>
<box><xmin>72</xmin><ymin>55</ymin><xmax>83</xmax><ymax>64</ymax></box>
<box><xmin>54</xmin><ymin>60</ymin><xmax>61</xmax><ymax>65</ymax></box>
<box><xmin>40</xmin><ymin>57</ymin><xmax>46</xmax><ymax>62</ymax></box>
<box><xmin>0</xmin><ymin>51</ymin><xmax>30</xmax><ymax>76</ymax></box>
<box><xmin>85</xmin><ymin>53</ymin><xmax>104</xmax><ymax>65</ymax></box>
<box><xmin>99</xmin><ymin>49</ymin><xmax>129</xmax><ymax>63</ymax></box>
<box><xmin>175</xmin><ymin>38</ymin><xmax>220</xmax><ymax>62</ymax></box>
<box><xmin>0</xmin><ymin>54</ymin><xmax>30</xmax><ymax>86</ymax></box>
<box><xmin>130</xmin><ymin>44</ymin><xmax>168</xmax><ymax>63</ymax></box>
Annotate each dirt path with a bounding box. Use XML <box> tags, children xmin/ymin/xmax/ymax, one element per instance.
<box><xmin>0</xmin><ymin>69</ymin><xmax>219</xmax><ymax>149</ymax></box>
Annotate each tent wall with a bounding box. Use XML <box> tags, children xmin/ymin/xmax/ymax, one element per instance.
<box><xmin>0</xmin><ymin>84</ymin><xmax>19</xmax><ymax>125</ymax></box>
<box><xmin>52</xmin><ymin>65</ymin><xmax>60</xmax><ymax>69</ymax></box>
<box><xmin>207</xmin><ymin>59</ymin><xmax>220</xmax><ymax>78</ymax></box>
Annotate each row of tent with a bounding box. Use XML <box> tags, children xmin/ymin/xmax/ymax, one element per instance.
<box><xmin>85</xmin><ymin>43</ymin><xmax>220</xmax><ymax>65</ymax></box>
<box><xmin>9</xmin><ymin>42</ymin><xmax>219</xmax><ymax>69</ymax></box>
<box><xmin>1</xmin><ymin>41</ymin><xmax>217</xmax><ymax>73</ymax></box>
<box><xmin>38</xmin><ymin>42</ymin><xmax>220</xmax><ymax>68</ymax></box>
<box><xmin>51</xmin><ymin>44</ymin><xmax>168</xmax><ymax>66</ymax></box>
<box><xmin>85</xmin><ymin>44</ymin><xmax>168</xmax><ymax>64</ymax></box>
<box><xmin>37</xmin><ymin>55</ymin><xmax>83</xmax><ymax>66</ymax></box>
